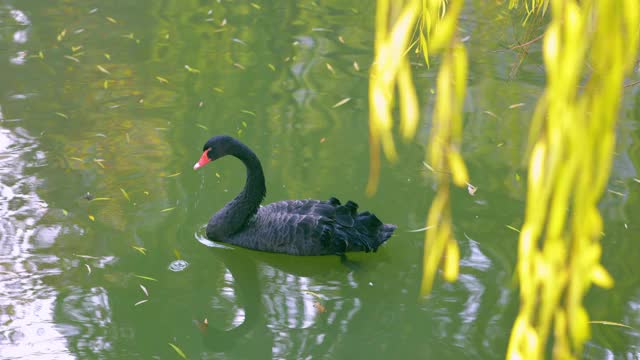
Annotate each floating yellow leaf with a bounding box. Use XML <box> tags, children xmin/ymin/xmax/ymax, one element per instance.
<box><xmin>134</xmin><ymin>274</ymin><xmax>158</xmax><ymax>282</ymax></box>
<box><xmin>139</xmin><ymin>284</ymin><xmax>149</xmax><ymax>297</ymax></box>
<box><xmin>505</xmin><ymin>225</ymin><xmax>521</xmax><ymax>233</ymax></box>
<box><xmin>105</xmin><ymin>16</ymin><xmax>117</xmax><ymax>24</ymax></box>
<box><xmin>168</xmin><ymin>343</ymin><xmax>187</xmax><ymax>359</ymax></box>
<box><xmin>155</xmin><ymin>76</ymin><xmax>169</xmax><ymax>84</ymax></box>
<box><xmin>88</xmin><ymin>215</ymin><xmax>95</xmax><ymax>221</ymax></box>
<box><xmin>233</xmin><ymin>63</ymin><xmax>246</xmax><ymax>70</ymax></box>
<box><xmin>134</xmin><ymin>299</ymin><xmax>148</xmax><ymax>306</ymax></box>
<box><xmin>55</xmin><ymin>112</ymin><xmax>68</xmax><ymax>119</ymax></box>
<box><xmin>120</xmin><ymin>188</ymin><xmax>130</xmax><ymax>202</ymax></box>
<box><xmin>325</xmin><ymin>63</ymin><xmax>335</xmax><ymax>74</ymax></box>
<box><xmin>509</xmin><ymin>103</ymin><xmax>526</xmax><ymax>109</ymax></box>
<box><xmin>57</xmin><ymin>29</ymin><xmax>67</xmax><ymax>42</ymax></box>
<box><xmin>93</xmin><ymin>159</ymin><xmax>105</xmax><ymax>168</ymax></box>
<box><xmin>64</xmin><ymin>55</ymin><xmax>80</xmax><ymax>63</ymax></box>
<box><xmin>184</xmin><ymin>65</ymin><xmax>200</xmax><ymax>73</ymax></box>
<box><xmin>166</xmin><ymin>172</ymin><xmax>181</xmax><ymax>178</ymax></box>
<box><xmin>240</xmin><ymin>110</ymin><xmax>256</xmax><ymax>116</ymax></box>
<box><xmin>89</xmin><ymin>197</ymin><xmax>111</xmax><ymax>202</ymax></box>
<box><xmin>161</xmin><ymin>207</ymin><xmax>175</xmax><ymax>213</ymax></box>
<box><xmin>104</xmin><ymin>53</ymin><xmax>111</xmax><ymax>61</ymax></box>
<box><xmin>353</xmin><ymin>61</ymin><xmax>360</xmax><ymax>71</ymax></box>
<box><xmin>131</xmin><ymin>246</ymin><xmax>147</xmax><ymax>255</ymax></box>
<box><xmin>332</xmin><ymin>98</ymin><xmax>351</xmax><ymax>108</ymax></box>
<box><xmin>97</xmin><ymin>65</ymin><xmax>111</xmax><ymax>75</ymax></box>
<box><xmin>267</xmin><ymin>64</ymin><xmax>276</xmax><ymax>71</ymax></box>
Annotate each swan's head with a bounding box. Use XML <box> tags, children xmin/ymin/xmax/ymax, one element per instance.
<box><xmin>193</xmin><ymin>135</ymin><xmax>238</xmax><ymax>170</ymax></box>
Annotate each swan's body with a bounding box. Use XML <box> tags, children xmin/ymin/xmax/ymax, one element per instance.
<box><xmin>194</xmin><ymin>135</ymin><xmax>396</xmax><ymax>256</ymax></box>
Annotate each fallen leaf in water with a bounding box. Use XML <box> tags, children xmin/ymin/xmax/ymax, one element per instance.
<box><xmin>134</xmin><ymin>274</ymin><xmax>158</xmax><ymax>282</ymax></box>
<box><xmin>88</xmin><ymin>215</ymin><xmax>95</xmax><ymax>221</ymax></box>
<box><xmin>96</xmin><ymin>65</ymin><xmax>111</xmax><ymax>75</ymax></box>
<box><xmin>467</xmin><ymin>183</ymin><xmax>477</xmax><ymax>196</ymax></box>
<box><xmin>506</xmin><ymin>225</ymin><xmax>520</xmax><ymax>233</ymax></box>
<box><xmin>131</xmin><ymin>246</ymin><xmax>147</xmax><ymax>255</ymax></box>
<box><xmin>168</xmin><ymin>343</ymin><xmax>187</xmax><ymax>359</ymax></box>
<box><xmin>185</xmin><ymin>65</ymin><xmax>200</xmax><ymax>73</ymax></box>
<box><xmin>313</xmin><ymin>302</ymin><xmax>326</xmax><ymax>313</ymax></box>
<box><xmin>332</xmin><ymin>98</ymin><xmax>351</xmax><ymax>108</ymax></box>
<box><xmin>64</xmin><ymin>55</ymin><xmax>80</xmax><ymax>63</ymax></box>
<box><xmin>326</xmin><ymin>63</ymin><xmax>335</xmax><ymax>75</ymax></box>
<box><xmin>134</xmin><ymin>299</ymin><xmax>148</xmax><ymax>306</ymax></box>
<box><xmin>195</xmin><ymin>318</ymin><xmax>209</xmax><ymax>332</ymax></box>
<box><xmin>57</xmin><ymin>29</ymin><xmax>67</xmax><ymax>42</ymax></box>
<box><xmin>120</xmin><ymin>188</ymin><xmax>130</xmax><ymax>202</ymax></box>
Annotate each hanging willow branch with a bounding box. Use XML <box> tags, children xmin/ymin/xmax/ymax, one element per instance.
<box><xmin>507</xmin><ymin>0</ymin><xmax>639</xmax><ymax>358</ymax></box>
<box><xmin>369</xmin><ymin>0</ymin><xmax>469</xmax><ymax>296</ymax></box>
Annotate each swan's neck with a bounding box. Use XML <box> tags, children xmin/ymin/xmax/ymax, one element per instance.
<box><xmin>207</xmin><ymin>144</ymin><xmax>266</xmax><ymax>239</ymax></box>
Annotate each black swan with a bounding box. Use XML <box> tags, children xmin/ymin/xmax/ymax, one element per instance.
<box><xmin>193</xmin><ymin>135</ymin><xmax>396</xmax><ymax>256</ymax></box>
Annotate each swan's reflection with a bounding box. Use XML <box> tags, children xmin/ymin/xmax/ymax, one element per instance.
<box><xmin>197</xmin><ymin>239</ymin><xmax>366</xmax><ymax>358</ymax></box>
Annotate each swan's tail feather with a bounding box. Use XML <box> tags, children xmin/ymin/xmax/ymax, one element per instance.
<box><xmin>349</xmin><ymin>211</ymin><xmax>396</xmax><ymax>253</ymax></box>
<box><xmin>324</xmin><ymin>197</ymin><xmax>396</xmax><ymax>254</ymax></box>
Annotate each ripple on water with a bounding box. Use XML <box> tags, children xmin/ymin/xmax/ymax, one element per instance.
<box><xmin>0</xmin><ymin>127</ymin><xmax>74</xmax><ymax>359</ymax></box>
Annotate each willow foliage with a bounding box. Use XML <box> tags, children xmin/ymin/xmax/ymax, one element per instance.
<box><xmin>507</xmin><ymin>0</ymin><xmax>639</xmax><ymax>359</ymax></box>
<box><xmin>369</xmin><ymin>0</ymin><xmax>639</xmax><ymax>358</ymax></box>
<box><xmin>369</xmin><ymin>0</ymin><xmax>469</xmax><ymax>297</ymax></box>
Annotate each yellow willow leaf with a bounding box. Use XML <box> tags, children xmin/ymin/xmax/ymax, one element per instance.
<box><xmin>528</xmin><ymin>141</ymin><xmax>547</xmax><ymax>190</ymax></box>
<box><xmin>443</xmin><ymin>240</ymin><xmax>459</xmax><ymax>282</ymax></box>
<box><xmin>543</xmin><ymin>23</ymin><xmax>560</xmax><ymax>76</ymax></box>
<box><xmin>592</xmin><ymin>264</ymin><xmax>614</xmax><ymax>288</ymax></box>
<box><xmin>398</xmin><ymin>61</ymin><xmax>418</xmax><ymax>140</ymax></box>
<box><xmin>570</xmin><ymin>306</ymin><xmax>590</xmax><ymax>348</ymax></box>
<box><xmin>387</xmin><ymin>3</ymin><xmax>421</xmax><ymax>60</ymax></box>
<box><xmin>370</xmin><ymin>87</ymin><xmax>397</xmax><ymax>162</ymax></box>
<box><xmin>419</xmin><ymin>30</ymin><xmax>430</xmax><ymax>68</ymax></box>
<box><xmin>589</xmin><ymin>320</ymin><xmax>635</xmax><ymax>330</ymax></box>
<box><xmin>448</xmin><ymin>151</ymin><xmax>469</xmax><ymax>187</ymax></box>
<box><xmin>525</xmin><ymin>325</ymin><xmax>540</xmax><ymax>358</ymax></box>
<box><xmin>429</xmin><ymin>1</ymin><xmax>462</xmax><ymax>52</ymax></box>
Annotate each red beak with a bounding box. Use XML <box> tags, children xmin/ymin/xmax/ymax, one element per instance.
<box><xmin>193</xmin><ymin>149</ymin><xmax>212</xmax><ymax>170</ymax></box>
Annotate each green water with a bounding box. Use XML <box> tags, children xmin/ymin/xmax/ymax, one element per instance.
<box><xmin>1</xmin><ymin>1</ymin><xmax>639</xmax><ymax>359</ymax></box>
